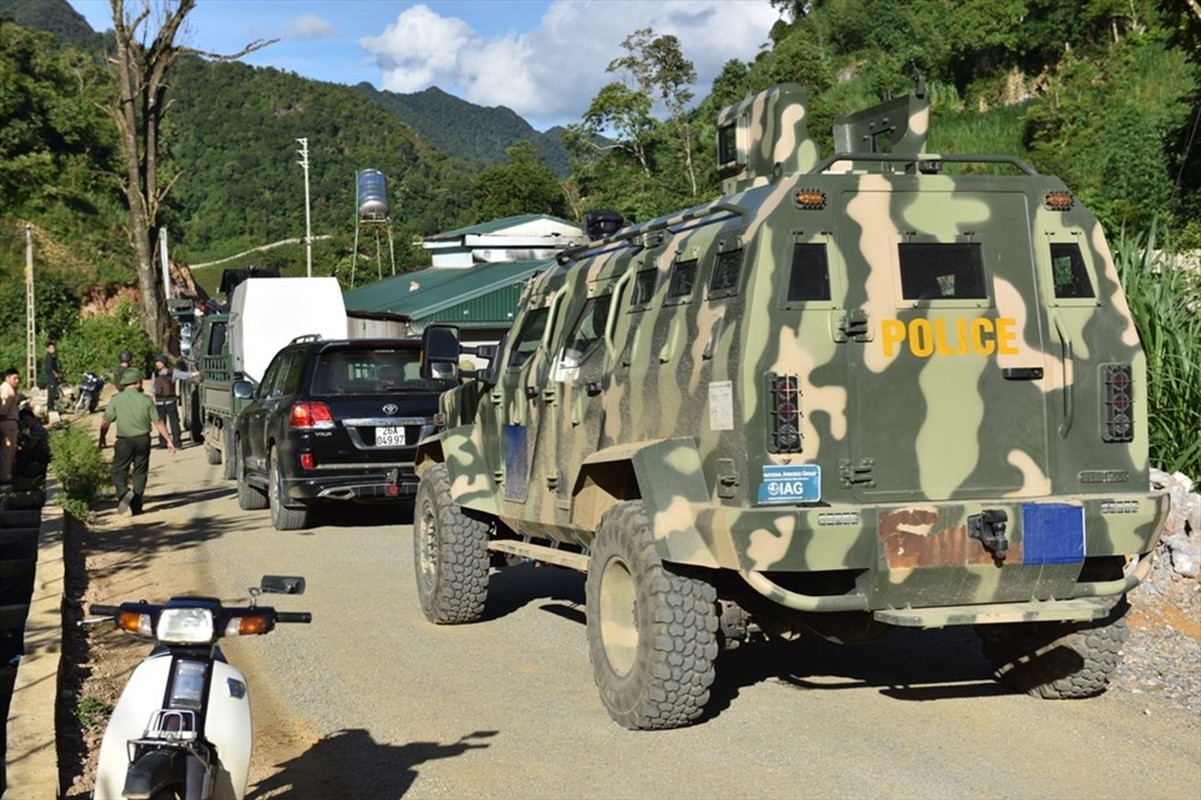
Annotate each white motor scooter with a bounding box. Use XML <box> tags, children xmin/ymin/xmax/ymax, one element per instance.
<box><xmin>87</xmin><ymin>576</ymin><xmax>311</xmax><ymax>799</ymax></box>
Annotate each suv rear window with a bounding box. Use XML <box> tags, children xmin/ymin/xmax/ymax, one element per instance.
<box><xmin>312</xmin><ymin>348</ymin><xmax>453</xmax><ymax>394</ymax></box>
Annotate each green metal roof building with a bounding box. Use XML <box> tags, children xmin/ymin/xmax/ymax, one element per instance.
<box><xmin>343</xmin><ymin>215</ymin><xmax>584</xmax><ymax>339</ymax></box>
<box><xmin>342</xmin><ymin>258</ymin><xmax>553</xmax><ymax>335</ymax></box>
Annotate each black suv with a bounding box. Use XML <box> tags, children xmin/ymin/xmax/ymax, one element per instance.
<box><xmin>231</xmin><ymin>336</ymin><xmax>454</xmax><ymax>530</ymax></box>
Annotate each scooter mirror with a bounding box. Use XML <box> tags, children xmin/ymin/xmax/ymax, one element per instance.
<box><xmin>260</xmin><ymin>575</ymin><xmax>305</xmax><ymax>595</ymax></box>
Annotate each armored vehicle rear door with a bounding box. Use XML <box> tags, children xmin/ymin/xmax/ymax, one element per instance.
<box><xmin>843</xmin><ymin>189</ymin><xmax>1050</xmax><ymax>502</ymax></box>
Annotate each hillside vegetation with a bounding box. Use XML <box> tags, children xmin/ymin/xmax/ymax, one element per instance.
<box><xmin>0</xmin><ymin>0</ymin><xmax>1198</xmax><ymax>476</ymax></box>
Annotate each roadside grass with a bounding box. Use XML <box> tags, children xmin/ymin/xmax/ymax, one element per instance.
<box><xmin>1113</xmin><ymin>222</ymin><xmax>1201</xmax><ymax>478</ymax></box>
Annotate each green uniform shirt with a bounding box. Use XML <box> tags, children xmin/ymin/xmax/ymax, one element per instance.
<box><xmin>103</xmin><ymin>386</ymin><xmax>158</xmax><ymax>436</ymax></box>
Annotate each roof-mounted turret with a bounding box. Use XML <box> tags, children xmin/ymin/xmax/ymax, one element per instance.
<box><xmin>716</xmin><ymin>84</ymin><xmax>819</xmax><ymax>195</ymax></box>
<box><xmin>715</xmin><ymin>70</ymin><xmax>932</xmax><ymax>191</ymax></box>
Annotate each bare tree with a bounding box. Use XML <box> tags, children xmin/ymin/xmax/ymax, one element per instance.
<box><xmin>105</xmin><ymin>0</ymin><xmax>275</xmax><ymax>347</ymax></box>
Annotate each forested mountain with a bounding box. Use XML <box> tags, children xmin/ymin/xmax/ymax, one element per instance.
<box><xmin>168</xmin><ymin>59</ymin><xmax>476</xmax><ymax>267</ymax></box>
<box><xmin>354</xmin><ymin>84</ymin><xmax>573</xmax><ymax>177</ymax></box>
<box><xmin>2</xmin><ymin>0</ymin><xmax>1199</xmax><ymax>298</ymax></box>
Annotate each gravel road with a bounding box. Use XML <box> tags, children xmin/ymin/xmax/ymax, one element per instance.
<box><xmin>66</xmin><ymin>440</ymin><xmax>1201</xmax><ymax>799</ymax></box>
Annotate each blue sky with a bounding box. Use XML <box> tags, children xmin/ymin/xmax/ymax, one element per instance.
<box><xmin>67</xmin><ymin>1</ymin><xmax>782</xmax><ymax>130</ymax></box>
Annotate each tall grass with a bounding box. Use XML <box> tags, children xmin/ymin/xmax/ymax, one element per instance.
<box><xmin>1113</xmin><ymin>222</ymin><xmax>1201</xmax><ymax>478</ymax></box>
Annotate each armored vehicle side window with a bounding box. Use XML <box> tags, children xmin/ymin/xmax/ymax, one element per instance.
<box><xmin>560</xmin><ymin>296</ymin><xmax>610</xmax><ymax>368</ymax></box>
<box><xmin>1050</xmin><ymin>242</ymin><xmax>1094</xmax><ymax>299</ymax></box>
<box><xmin>899</xmin><ymin>242</ymin><xmax>987</xmax><ymax>300</ymax></box>
<box><xmin>787</xmin><ymin>243</ymin><xmax>832</xmax><ymax>302</ymax></box>
<box><xmin>508</xmin><ymin>306</ymin><xmax>550</xmax><ymax>369</ymax></box>
<box><xmin>668</xmin><ymin>259</ymin><xmax>698</xmax><ymax>299</ymax></box>
<box><xmin>710</xmin><ymin>248</ymin><xmax>744</xmax><ymax>294</ymax></box>
<box><xmin>717</xmin><ymin>123</ymin><xmax>738</xmax><ymax>169</ymax></box>
<box><xmin>630</xmin><ymin>268</ymin><xmax>657</xmax><ymax>307</ymax></box>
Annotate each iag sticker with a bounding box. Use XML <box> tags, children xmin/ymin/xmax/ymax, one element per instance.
<box><xmin>757</xmin><ymin>464</ymin><xmax>821</xmax><ymax>504</ymax></box>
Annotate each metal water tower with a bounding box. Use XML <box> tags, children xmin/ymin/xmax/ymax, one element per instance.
<box><xmin>351</xmin><ymin>169</ymin><xmax>395</xmax><ymax>287</ymax></box>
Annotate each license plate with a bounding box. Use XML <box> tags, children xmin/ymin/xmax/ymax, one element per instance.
<box><xmin>375</xmin><ymin>426</ymin><xmax>406</xmax><ymax>447</ymax></box>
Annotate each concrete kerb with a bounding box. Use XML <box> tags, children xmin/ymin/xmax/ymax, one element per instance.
<box><xmin>4</xmin><ymin>499</ymin><xmax>64</xmax><ymax>798</ymax></box>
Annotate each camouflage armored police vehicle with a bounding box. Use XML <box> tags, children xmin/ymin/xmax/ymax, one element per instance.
<box><xmin>413</xmin><ymin>78</ymin><xmax>1169</xmax><ymax>730</ymax></box>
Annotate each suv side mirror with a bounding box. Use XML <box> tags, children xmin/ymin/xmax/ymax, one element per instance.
<box><xmin>232</xmin><ymin>379</ymin><xmax>255</xmax><ymax>400</ymax></box>
<box><xmin>421</xmin><ymin>325</ymin><xmax>461</xmax><ymax>381</ymax></box>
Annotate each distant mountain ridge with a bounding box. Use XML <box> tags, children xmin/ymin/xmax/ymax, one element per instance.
<box><xmin>353</xmin><ymin>84</ymin><xmax>573</xmax><ymax>177</ymax></box>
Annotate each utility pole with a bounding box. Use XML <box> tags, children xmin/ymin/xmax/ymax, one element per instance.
<box><xmin>296</xmin><ymin>138</ymin><xmax>313</xmax><ymax>278</ymax></box>
<box><xmin>24</xmin><ymin>224</ymin><xmax>35</xmax><ymax>388</ymax></box>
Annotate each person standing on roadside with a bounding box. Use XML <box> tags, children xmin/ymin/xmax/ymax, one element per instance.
<box><xmin>99</xmin><ymin>368</ymin><xmax>175</xmax><ymax>515</ymax></box>
<box><xmin>115</xmin><ymin>350</ymin><xmax>133</xmax><ymax>388</ymax></box>
<box><xmin>43</xmin><ymin>342</ymin><xmax>61</xmax><ymax>412</ymax></box>
<box><xmin>0</xmin><ymin>368</ymin><xmax>21</xmax><ymax>488</ymax></box>
<box><xmin>151</xmin><ymin>354</ymin><xmax>196</xmax><ymax>449</ymax></box>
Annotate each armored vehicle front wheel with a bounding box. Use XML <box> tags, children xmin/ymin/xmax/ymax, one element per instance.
<box><xmin>586</xmin><ymin>500</ymin><xmax>719</xmax><ymax>730</ymax></box>
<box><xmin>413</xmin><ymin>463</ymin><xmax>491</xmax><ymax>624</ymax></box>
<box><xmin>205</xmin><ymin>439</ymin><xmax>222</xmax><ymax>465</ymax></box>
<box><xmin>235</xmin><ymin>440</ymin><xmax>267</xmax><ymax>511</ymax></box>
<box><xmin>977</xmin><ymin>597</ymin><xmax>1130</xmax><ymax>699</ymax></box>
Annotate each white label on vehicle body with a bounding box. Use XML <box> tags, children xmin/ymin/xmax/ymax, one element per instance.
<box><xmin>709</xmin><ymin>381</ymin><xmax>734</xmax><ymax>430</ymax></box>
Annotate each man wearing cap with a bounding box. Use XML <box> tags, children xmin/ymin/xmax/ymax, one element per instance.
<box><xmin>99</xmin><ymin>368</ymin><xmax>175</xmax><ymax>515</ymax></box>
<box><xmin>151</xmin><ymin>354</ymin><xmax>195</xmax><ymax>450</ymax></box>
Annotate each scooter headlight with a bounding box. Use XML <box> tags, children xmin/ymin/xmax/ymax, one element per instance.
<box><xmin>156</xmin><ymin>608</ymin><xmax>215</xmax><ymax>644</ymax></box>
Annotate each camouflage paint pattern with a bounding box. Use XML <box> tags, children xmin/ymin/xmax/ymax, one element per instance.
<box><xmin>425</xmin><ymin>82</ymin><xmax>1167</xmax><ymax>625</ymax></box>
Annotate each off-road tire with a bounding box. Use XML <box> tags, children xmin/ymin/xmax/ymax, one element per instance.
<box><xmin>235</xmin><ymin>440</ymin><xmax>267</xmax><ymax>511</ymax></box>
<box><xmin>586</xmin><ymin>500</ymin><xmax>719</xmax><ymax>730</ymax></box>
<box><xmin>268</xmin><ymin>449</ymin><xmax>309</xmax><ymax>530</ymax></box>
<box><xmin>977</xmin><ymin>597</ymin><xmax>1131</xmax><ymax>699</ymax></box>
<box><xmin>221</xmin><ymin>426</ymin><xmax>237</xmax><ymax>480</ymax></box>
<box><xmin>205</xmin><ymin>439</ymin><xmax>222</xmax><ymax>465</ymax></box>
<box><xmin>413</xmin><ymin>463</ymin><xmax>490</xmax><ymax>624</ymax></box>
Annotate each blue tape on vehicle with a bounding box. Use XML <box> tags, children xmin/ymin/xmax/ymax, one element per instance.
<box><xmin>1022</xmin><ymin>503</ymin><xmax>1085</xmax><ymax>564</ymax></box>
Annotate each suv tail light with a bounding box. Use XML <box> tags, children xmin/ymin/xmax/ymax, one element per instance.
<box><xmin>290</xmin><ymin>401</ymin><xmax>335</xmax><ymax>430</ymax></box>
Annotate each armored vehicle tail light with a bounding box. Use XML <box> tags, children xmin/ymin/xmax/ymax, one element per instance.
<box><xmin>767</xmin><ymin>373</ymin><xmax>802</xmax><ymax>453</ymax></box>
<box><xmin>1101</xmin><ymin>364</ymin><xmax>1134</xmax><ymax>443</ymax></box>
<box><xmin>794</xmin><ymin>189</ymin><xmax>826</xmax><ymax>210</ymax></box>
<box><xmin>1043</xmin><ymin>191</ymin><xmax>1074</xmax><ymax>211</ymax></box>
<box><xmin>290</xmin><ymin>401</ymin><xmax>335</xmax><ymax>429</ymax></box>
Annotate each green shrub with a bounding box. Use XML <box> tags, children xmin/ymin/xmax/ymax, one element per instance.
<box><xmin>49</xmin><ymin>423</ymin><xmax>110</xmax><ymax>521</ymax></box>
<box><xmin>57</xmin><ymin>298</ymin><xmax>153</xmax><ymax>381</ymax></box>
<box><xmin>1114</xmin><ymin>222</ymin><xmax>1201</xmax><ymax>478</ymax></box>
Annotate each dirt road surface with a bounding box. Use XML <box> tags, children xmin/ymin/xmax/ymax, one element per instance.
<box><xmin>66</xmin><ymin>438</ymin><xmax>1200</xmax><ymax>799</ymax></box>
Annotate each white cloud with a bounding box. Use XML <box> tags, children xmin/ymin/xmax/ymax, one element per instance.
<box><xmin>283</xmin><ymin>13</ymin><xmax>338</xmax><ymax>41</ymax></box>
<box><xmin>359</xmin><ymin>0</ymin><xmax>780</xmax><ymax>129</ymax></box>
<box><xmin>359</xmin><ymin>4</ymin><xmax>476</xmax><ymax>93</ymax></box>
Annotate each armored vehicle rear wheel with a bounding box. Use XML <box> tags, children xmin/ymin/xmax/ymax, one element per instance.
<box><xmin>268</xmin><ymin>449</ymin><xmax>309</xmax><ymax>530</ymax></box>
<box><xmin>205</xmin><ymin>439</ymin><xmax>222</xmax><ymax>465</ymax></box>
<box><xmin>413</xmin><ymin>463</ymin><xmax>490</xmax><ymax>624</ymax></box>
<box><xmin>235</xmin><ymin>440</ymin><xmax>267</xmax><ymax>511</ymax></box>
<box><xmin>221</xmin><ymin>426</ymin><xmax>237</xmax><ymax>480</ymax></box>
<box><xmin>586</xmin><ymin>500</ymin><xmax>719</xmax><ymax>730</ymax></box>
<box><xmin>977</xmin><ymin>597</ymin><xmax>1130</xmax><ymax>699</ymax></box>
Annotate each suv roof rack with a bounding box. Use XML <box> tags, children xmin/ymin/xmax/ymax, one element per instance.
<box><xmin>289</xmin><ymin>334</ymin><xmax>323</xmax><ymax>344</ymax></box>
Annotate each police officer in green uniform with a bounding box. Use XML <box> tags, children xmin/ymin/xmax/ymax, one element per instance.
<box><xmin>99</xmin><ymin>368</ymin><xmax>175</xmax><ymax>515</ymax></box>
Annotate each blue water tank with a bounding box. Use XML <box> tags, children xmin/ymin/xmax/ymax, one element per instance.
<box><xmin>357</xmin><ymin>169</ymin><xmax>388</xmax><ymax>220</ymax></box>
